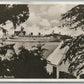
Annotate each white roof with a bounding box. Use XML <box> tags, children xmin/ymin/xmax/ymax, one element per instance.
<box><xmin>47</xmin><ymin>41</ymin><xmax>69</xmax><ymax>66</ymax></box>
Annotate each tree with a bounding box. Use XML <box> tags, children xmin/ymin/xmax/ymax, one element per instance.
<box><xmin>14</xmin><ymin>44</ymin><xmax>49</xmax><ymax>78</ymax></box>
<box><xmin>61</xmin><ymin>5</ymin><xmax>84</xmax><ymax>30</ymax></box>
<box><xmin>0</xmin><ymin>43</ymin><xmax>17</xmax><ymax>78</ymax></box>
<box><xmin>60</xmin><ymin>35</ymin><xmax>84</xmax><ymax>78</ymax></box>
<box><xmin>0</xmin><ymin>4</ymin><xmax>29</xmax><ymax>29</ymax></box>
<box><xmin>0</xmin><ymin>43</ymin><xmax>50</xmax><ymax>78</ymax></box>
<box><xmin>59</xmin><ymin>4</ymin><xmax>84</xmax><ymax>78</ymax></box>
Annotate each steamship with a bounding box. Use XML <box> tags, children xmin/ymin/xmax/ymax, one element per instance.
<box><xmin>2</xmin><ymin>27</ymin><xmax>61</xmax><ymax>42</ymax></box>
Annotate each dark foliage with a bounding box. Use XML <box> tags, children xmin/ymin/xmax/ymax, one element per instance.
<box><xmin>80</xmin><ymin>74</ymin><xmax>84</xmax><ymax>78</ymax></box>
<box><xmin>61</xmin><ymin>5</ymin><xmax>84</xmax><ymax>30</ymax></box>
<box><xmin>0</xmin><ymin>4</ymin><xmax>29</xmax><ymax>29</ymax></box>
<box><xmin>0</xmin><ymin>43</ymin><xmax>50</xmax><ymax>78</ymax></box>
<box><xmin>60</xmin><ymin>34</ymin><xmax>84</xmax><ymax>77</ymax></box>
<box><xmin>0</xmin><ymin>43</ymin><xmax>17</xmax><ymax>78</ymax></box>
<box><xmin>59</xmin><ymin>71</ymin><xmax>76</xmax><ymax>79</ymax></box>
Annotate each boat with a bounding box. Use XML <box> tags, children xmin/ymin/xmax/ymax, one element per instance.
<box><xmin>2</xmin><ymin>27</ymin><xmax>61</xmax><ymax>42</ymax></box>
<box><xmin>6</xmin><ymin>36</ymin><xmax>60</xmax><ymax>42</ymax></box>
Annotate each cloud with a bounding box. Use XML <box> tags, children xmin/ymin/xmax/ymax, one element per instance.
<box><xmin>39</xmin><ymin>5</ymin><xmax>49</xmax><ymax>12</ymax></box>
<box><xmin>27</xmin><ymin>12</ymin><xmax>41</xmax><ymax>26</ymax></box>
<box><xmin>27</xmin><ymin>4</ymin><xmax>79</xmax><ymax>36</ymax></box>
<box><xmin>39</xmin><ymin>19</ymin><xmax>50</xmax><ymax>27</ymax></box>
<box><xmin>50</xmin><ymin>19</ymin><xmax>59</xmax><ymax>27</ymax></box>
<box><xmin>0</xmin><ymin>4</ymin><xmax>79</xmax><ymax>37</ymax></box>
<box><xmin>23</xmin><ymin>4</ymin><xmax>79</xmax><ymax>36</ymax></box>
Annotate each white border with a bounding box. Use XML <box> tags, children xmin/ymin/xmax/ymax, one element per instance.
<box><xmin>1</xmin><ymin>79</ymin><xmax>84</xmax><ymax>82</ymax></box>
<box><xmin>0</xmin><ymin>1</ymin><xmax>83</xmax><ymax>82</ymax></box>
<box><xmin>0</xmin><ymin>1</ymin><xmax>84</xmax><ymax>4</ymax></box>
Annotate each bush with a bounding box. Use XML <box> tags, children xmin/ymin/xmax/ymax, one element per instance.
<box><xmin>0</xmin><ymin>43</ymin><xmax>50</xmax><ymax>78</ymax></box>
<box><xmin>60</xmin><ymin>34</ymin><xmax>84</xmax><ymax>77</ymax></box>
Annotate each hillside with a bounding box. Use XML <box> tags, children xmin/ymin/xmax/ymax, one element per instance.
<box><xmin>44</xmin><ymin>33</ymin><xmax>72</xmax><ymax>41</ymax></box>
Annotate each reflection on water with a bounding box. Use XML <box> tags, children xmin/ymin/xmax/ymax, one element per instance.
<box><xmin>13</xmin><ymin>42</ymin><xmax>60</xmax><ymax>58</ymax></box>
<box><xmin>3</xmin><ymin>41</ymin><xmax>60</xmax><ymax>58</ymax></box>
<box><xmin>2</xmin><ymin>41</ymin><xmax>69</xmax><ymax>78</ymax></box>
<box><xmin>3</xmin><ymin>41</ymin><xmax>61</xmax><ymax>76</ymax></box>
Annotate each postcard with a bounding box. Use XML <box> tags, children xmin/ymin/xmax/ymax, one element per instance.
<box><xmin>0</xmin><ymin>1</ymin><xmax>83</xmax><ymax>82</ymax></box>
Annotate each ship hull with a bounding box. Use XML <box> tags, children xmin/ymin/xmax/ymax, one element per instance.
<box><xmin>5</xmin><ymin>36</ymin><xmax>60</xmax><ymax>42</ymax></box>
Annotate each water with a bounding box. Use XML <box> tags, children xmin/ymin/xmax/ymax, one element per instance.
<box><xmin>11</xmin><ymin>41</ymin><xmax>60</xmax><ymax>58</ymax></box>
<box><xmin>3</xmin><ymin>41</ymin><xmax>69</xmax><ymax>78</ymax></box>
<box><xmin>3</xmin><ymin>41</ymin><xmax>63</xmax><ymax>77</ymax></box>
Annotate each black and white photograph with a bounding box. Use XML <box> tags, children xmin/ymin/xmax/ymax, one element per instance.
<box><xmin>0</xmin><ymin>2</ymin><xmax>83</xmax><ymax>80</ymax></box>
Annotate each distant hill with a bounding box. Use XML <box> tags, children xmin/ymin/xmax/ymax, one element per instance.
<box><xmin>44</xmin><ymin>33</ymin><xmax>72</xmax><ymax>41</ymax></box>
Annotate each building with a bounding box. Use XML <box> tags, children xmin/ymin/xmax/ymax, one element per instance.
<box><xmin>46</xmin><ymin>41</ymin><xmax>69</xmax><ymax>78</ymax></box>
<box><xmin>14</xmin><ymin>26</ymin><xmax>26</xmax><ymax>36</ymax></box>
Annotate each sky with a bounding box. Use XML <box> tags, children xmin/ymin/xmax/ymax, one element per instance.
<box><xmin>24</xmin><ymin>4</ymin><xmax>77</xmax><ymax>35</ymax></box>
<box><xmin>1</xmin><ymin>3</ymin><xmax>83</xmax><ymax>37</ymax></box>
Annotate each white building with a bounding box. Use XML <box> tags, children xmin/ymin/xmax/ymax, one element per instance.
<box><xmin>46</xmin><ymin>41</ymin><xmax>69</xmax><ymax>78</ymax></box>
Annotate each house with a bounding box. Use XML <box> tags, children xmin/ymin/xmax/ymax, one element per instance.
<box><xmin>14</xmin><ymin>31</ymin><xmax>26</xmax><ymax>36</ymax></box>
<box><xmin>14</xmin><ymin>26</ymin><xmax>26</xmax><ymax>36</ymax></box>
<box><xmin>46</xmin><ymin>41</ymin><xmax>69</xmax><ymax>78</ymax></box>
